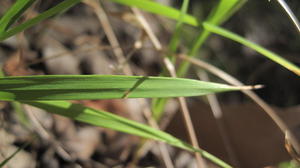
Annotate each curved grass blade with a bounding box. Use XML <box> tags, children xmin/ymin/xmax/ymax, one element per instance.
<box><xmin>109</xmin><ymin>0</ymin><xmax>199</xmax><ymax>27</ymax></box>
<box><xmin>0</xmin><ymin>0</ymin><xmax>81</xmax><ymax>41</ymax></box>
<box><xmin>23</xmin><ymin>100</ymin><xmax>232</xmax><ymax>168</ymax></box>
<box><xmin>0</xmin><ymin>75</ymin><xmax>242</xmax><ymax>101</ymax></box>
<box><xmin>203</xmin><ymin>22</ymin><xmax>300</xmax><ymax>76</ymax></box>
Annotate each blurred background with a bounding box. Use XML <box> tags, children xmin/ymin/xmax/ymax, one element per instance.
<box><xmin>0</xmin><ymin>0</ymin><xmax>300</xmax><ymax>167</ymax></box>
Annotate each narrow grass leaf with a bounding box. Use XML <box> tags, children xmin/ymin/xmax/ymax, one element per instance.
<box><xmin>12</xmin><ymin>101</ymin><xmax>30</xmax><ymax>126</ymax></box>
<box><xmin>206</xmin><ymin>0</ymin><xmax>247</xmax><ymax>25</ymax></box>
<box><xmin>0</xmin><ymin>75</ymin><xmax>241</xmax><ymax>101</ymax></box>
<box><xmin>168</xmin><ymin>0</ymin><xmax>190</xmax><ymax>53</ymax></box>
<box><xmin>109</xmin><ymin>0</ymin><xmax>198</xmax><ymax>27</ymax></box>
<box><xmin>152</xmin><ymin>98</ymin><xmax>168</xmax><ymax>121</ymax></box>
<box><xmin>0</xmin><ymin>0</ymin><xmax>81</xmax><ymax>41</ymax></box>
<box><xmin>0</xmin><ymin>142</ymin><xmax>30</xmax><ymax>168</ymax></box>
<box><xmin>0</xmin><ymin>0</ymin><xmax>35</xmax><ymax>33</ymax></box>
<box><xmin>153</xmin><ymin>0</ymin><xmax>190</xmax><ymax>121</ymax></box>
<box><xmin>203</xmin><ymin>22</ymin><xmax>300</xmax><ymax>76</ymax></box>
<box><xmin>154</xmin><ymin>0</ymin><xmax>247</xmax><ymax>118</ymax></box>
<box><xmin>23</xmin><ymin>100</ymin><xmax>232</xmax><ymax>168</ymax></box>
<box><xmin>177</xmin><ymin>0</ymin><xmax>247</xmax><ymax>77</ymax></box>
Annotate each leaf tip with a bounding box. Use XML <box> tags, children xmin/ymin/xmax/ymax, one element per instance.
<box><xmin>235</xmin><ymin>84</ymin><xmax>264</xmax><ymax>90</ymax></box>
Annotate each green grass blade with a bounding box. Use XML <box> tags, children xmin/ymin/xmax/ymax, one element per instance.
<box><xmin>0</xmin><ymin>0</ymin><xmax>35</xmax><ymax>33</ymax></box>
<box><xmin>152</xmin><ymin>0</ymin><xmax>190</xmax><ymax>121</ymax></box>
<box><xmin>0</xmin><ymin>142</ymin><xmax>30</xmax><ymax>168</ymax></box>
<box><xmin>153</xmin><ymin>0</ymin><xmax>247</xmax><ymax>118</ymax></box>
<box><xmin>168</xmin><ymin>0</ymin><xmax>190</xmax><ymax>53</ymax></box>
<box><xmin>109</xmin><ymin>0</ymin><xmax>199</xmax><ymax>27</ymax></box>
<box><xmin>152</xmin><ymin>98</ymin><xmax>168</xmax><ymax>121</ymax></box>
<box><xmin>206</xmin><ymin>0</ymin><xmax>247</xmax><ymax>25</ymax></box>
<box><xmin>203</xmin><ymin>22</ymin><xmax>300</xmax><ymax>76</ymax></box>
<box><xmin>23</xmin><ymin>100</ymin><xmax>232</xmax><ymax>168</ymax></box>
<box><xmin>0</xmin><ymin>75</ymin><xmax>241</xmax><ymax>101</ymax></box>
<box><xmin>177</xmin><ymin>0</ymin><xmax>247</xmax><ymax>77</ymax></box>
<box><xmin>0</xmin><ymin>0</ymin><xmax>81</xmax><ymax>41</ymax></box>
<box><xmin>12</xmin><ymin>101</ymin><xmax>30</xmax><ymax>126</ymax></box>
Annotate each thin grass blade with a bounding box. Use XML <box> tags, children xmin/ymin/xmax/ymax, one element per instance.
<box><xmin>153</xmin><ymin>0</ymin><xmax>190</xmax><ymax>121</ymax></box>
<box><xmin>0</xmin><ymin>142</ymin><xmax>30</xmax><ymax>168</ymax></box>
<box><xmin>206</xmin><ymin>0</ymin><xmax>247</xmax><ymax>25</ymax></box>
<box><xmin>0</xmin><ymin>0</ymin><xmax>35</xmax><ymax>33</ymax></box>
<box><xmin>0</xmin><ymin>75</ymin><xmax>242</xmax><ymax>101</ymax></box>
<box><xmin>168</xmin><ymin>0</ymin><xmax>190</xmax><ymax>53</ymax></box>
<box><xmin>0</xmin><ymin>0</ymin><xmax>81</xmax><ymax>41</ymax></box>
<box><xmin>177</xmin><ymin>0</ymin><xmax>247</xmax><ymax>77</ymax></box>
<box><xmin>23</xmin><ymin>100</ymin><xmax>232</xmax><ymax>168</ymax></box>
<box><xmin>203</xmin><ymin>22</ymin><xmax>300</xmax><ymax>76</ymax></box>
<box><xmin>154</xmin><ymin>0</ymin><xmax>247</xmax><ymax>118</ymax></box>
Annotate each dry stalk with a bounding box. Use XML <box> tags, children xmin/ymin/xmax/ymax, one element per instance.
<box><xmin>275</xmin><ymin>0</ymin><xmax>300</xmax><ymax>32</ymax></box>
<box><xmin>84</xmin><ymin>0</ymin><xmax>132</xmax><ymax>75</ymax></box>
<box><xmin>128</xmin><ymin>6</ymin><xmax>174</xmax><ymax>168</ymax></box>
<box><xmin>131</xmin><ymin>7</ymin><xmax>162</xmax><ymax>51</ymax></box>
<box><xmin>163</xmin><ymin>58</ymin><xmax>207</xmax><ymax>168</ymax></box>
<box><xmin>85</xmin><ymin>1</ymin><xmax>174</xmax><ymax>167</ymax></box>
<box><xmin>131</xmin><ymin>6</ymin><xmax>207</xmax><ymax>167</ymax></box>
<box><xmin>24</xmin><ymin>105</ymin><xmax>75</xmax><ymax>162</ymax></box>
<box><xmin>196</xmin><ymin>70</ymin><xmax>240</xmax><ymax>167</ymax></box>
<box><xmin>179</xmin><ymin>54</ymin><xmax>300</xmax><ymax>154</ymax></box>
<box><xmin>13</xmin><ymin>29</ymin><xmax>76</xmax><ymax>162</ymax></box>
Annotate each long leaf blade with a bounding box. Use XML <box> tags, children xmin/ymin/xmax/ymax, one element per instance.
<box><xmin>177</xmin><ymin>0</ymin><xmax>247</xmax><ymax>77</ymax></box>
<box><xmin>23</xmin><ymin>100</ymin><xmax>232</xmax><ymax>168</ymax></box>
<box><xmin>0</xmin><ymin>0</ymin><xmax>81</xmax><ymax>41</ymax></box>
<box><xmin>0</xmin><ymin>75</ymin><xmax>240</xmax><ymax>101</ymax></box>
<box><xmin>203</xmin><ymin>22</ymin><xmax>300</xmax><ymax>76</ymax></box>
<box><xmin>0</xmin><ymin>0</ymin><xmax>35</xmax><ymax>33</ymax></box>
<box><xmin>153</xmin><ymin>0</ymin><xmax>247</xmax><ymax>118</ymax></box>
